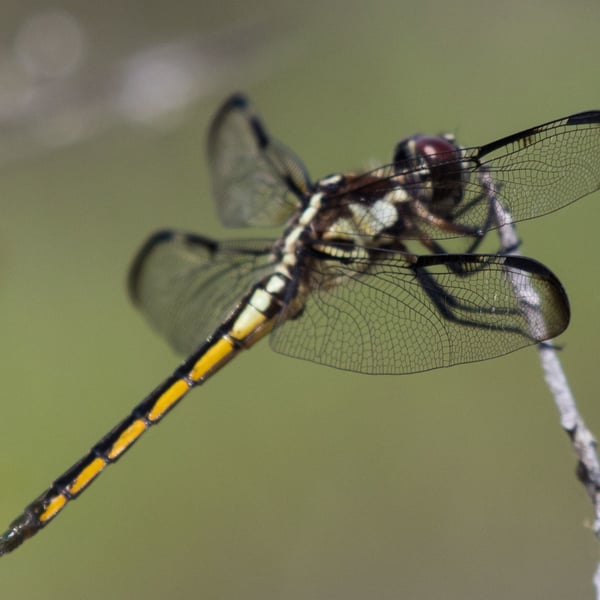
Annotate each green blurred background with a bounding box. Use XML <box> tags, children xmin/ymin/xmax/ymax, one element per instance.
<box><xmin>1</xmin><ymin>1</ymin><xmax>599</xmax><ymax>598</ymax></box>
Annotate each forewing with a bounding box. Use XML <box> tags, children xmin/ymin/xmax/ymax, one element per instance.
<box><xmin>323</xmin><ymin>110</ymin><xmax>600</xmax><ymax>244</ymax></box>
<box><xmin>458</xmin><ymin>110</ymin><xmax>600</xmax><ymax>227</ymax></box>
<box><xmin>129</xmin><ymin>230</ymin><xmax>277</xmax><ymax>355</ymax></box>
<box><xmin>269</xmin><ymin>250</ymin><xmax>569</xmax><ymax>374</ymax></box>
<box><xmin>207</xmin><ymin>94</ymin><xmax>312</xmax><ymax>227</ymax></box>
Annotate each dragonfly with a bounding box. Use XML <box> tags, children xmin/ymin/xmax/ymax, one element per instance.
<box><xmin>1</xmin><ymin>94</ymin><xmax>599</xmax><ymax>556</ymax></box>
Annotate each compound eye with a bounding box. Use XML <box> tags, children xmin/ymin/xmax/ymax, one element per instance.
<box><xmin>393</xmin><ymin>135</ymin><xmax>460</xmax><ymax>171</ymax></box>
<box><xmin>412</xmin><ymin>136</ymin><xmax>459</xmax><ymax>167</ymax></box>
<box><xmin>392</xmin><ymin>134</ymin><xmax>464</xmax><ymax>216</ymax></box>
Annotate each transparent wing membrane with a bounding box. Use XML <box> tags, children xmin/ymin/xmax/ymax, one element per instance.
<box><xmin>270</xmin><ymin>250</ymin><xmax>569</xmax><ymax>374</ymax></box>
<box><xmin>322</xmin><ymin>110</ymin><xmax>600</xmax><ymax>246</ymax></box>
<box><xmin>207</xmin><ymin>94</ymin><xmax>311</xmax><ymax>228</ymax></box>
<box><xmin>208</xmin><ymin>95</ymin><xmax>600</xmax><ymax>250</ymax></box>
<box><xmin>463</xmin><ymin>111</ymin><xmax>600</xmax><ymax>225</ymax></box>
<box><xmin>129</xmin><ymin>230</ymin><xmax>277</xmax><ymax>354</ymax></box>
<box><xmin>131</xmin><ymin>230</ymin><xmax>570</xmax><ymax>374</ymax></box>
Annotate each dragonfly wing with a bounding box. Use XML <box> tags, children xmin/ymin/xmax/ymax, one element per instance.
<box><xmin>129</xmin><ymin>230</ymin><xmax>277</xmax><ymax>355</ymax></box>
<box><xmin>270</xmin><ymin>250</ymin><xmax>570</xmax><ymax>374</ymax></box>
<box><xmin>208</xmin><ymin>94</ymin><xmax>312</xmax><ymax>228</ymax></box>
<box><xmin>455</xmin><ymin>110</ymin><xmax>600</xmax><ymax>230</ymax></box>
<box><xmin>324</xmin><ymin>111</ymin><xmax>600</xmax><ymax>246</ymax></box>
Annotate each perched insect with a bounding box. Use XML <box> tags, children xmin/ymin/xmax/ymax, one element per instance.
<box><xmin>2</xmin><ymin>94</ymin><xmax>599</xmax><ymax>556</ymax></box>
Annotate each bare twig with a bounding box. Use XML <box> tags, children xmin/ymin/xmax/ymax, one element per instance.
<box><xmin>481</xmin><ymin>168</ymin><xmax>600</xmax><ymax>596</ymax></box>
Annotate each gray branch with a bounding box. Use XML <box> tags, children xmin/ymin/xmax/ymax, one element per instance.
<box><xmin>481</xmin><ymin>168</ymin><xmax>600</xmax><ymax>597</ymax></box>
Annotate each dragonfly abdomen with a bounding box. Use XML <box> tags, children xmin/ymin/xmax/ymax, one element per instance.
<box><xmin>0</xmin><ymin>273</ymin><xmax>289</xmax><ymax>555</ymax></box>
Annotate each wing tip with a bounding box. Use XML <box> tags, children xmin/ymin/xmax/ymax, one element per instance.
<box><xmin>503</xmin><ymin>255</ymin><xmax>571</xmax><ymax>340</ymax></box>
<box><xmin>208</xmin><ymin>93</ymin><xmax>250</xmax><ymax>139</ymax></box>
<box><xmin>128</xmin><ymin>231</ymin><xmax>220</xmax><ymax>304</ymax></box>
<box><xmin>128</xmin><ymin>230</ymin><xmax>177</xmax><ymax>304</ymax></box>
<box><xmin>565</xmin><ymin>110</ymin><xmax>600</xmax><ymax>126</ymax></box>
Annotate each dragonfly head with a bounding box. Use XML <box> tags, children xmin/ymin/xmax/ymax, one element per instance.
<box><xmin>393</xmin><ymin>133</ymin><xmax>466</xmax><ymax>218</ymax></box>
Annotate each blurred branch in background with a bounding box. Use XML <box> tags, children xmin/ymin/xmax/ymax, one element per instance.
<box><xmin>486</xmin><ymin>169</ymin><xmax>600</xmax><ymax>599</ymax></box>
<box><xmin>0</xmin><ymin>8</ymin><xmax>300</xmax><ymax>164</ymax></box>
